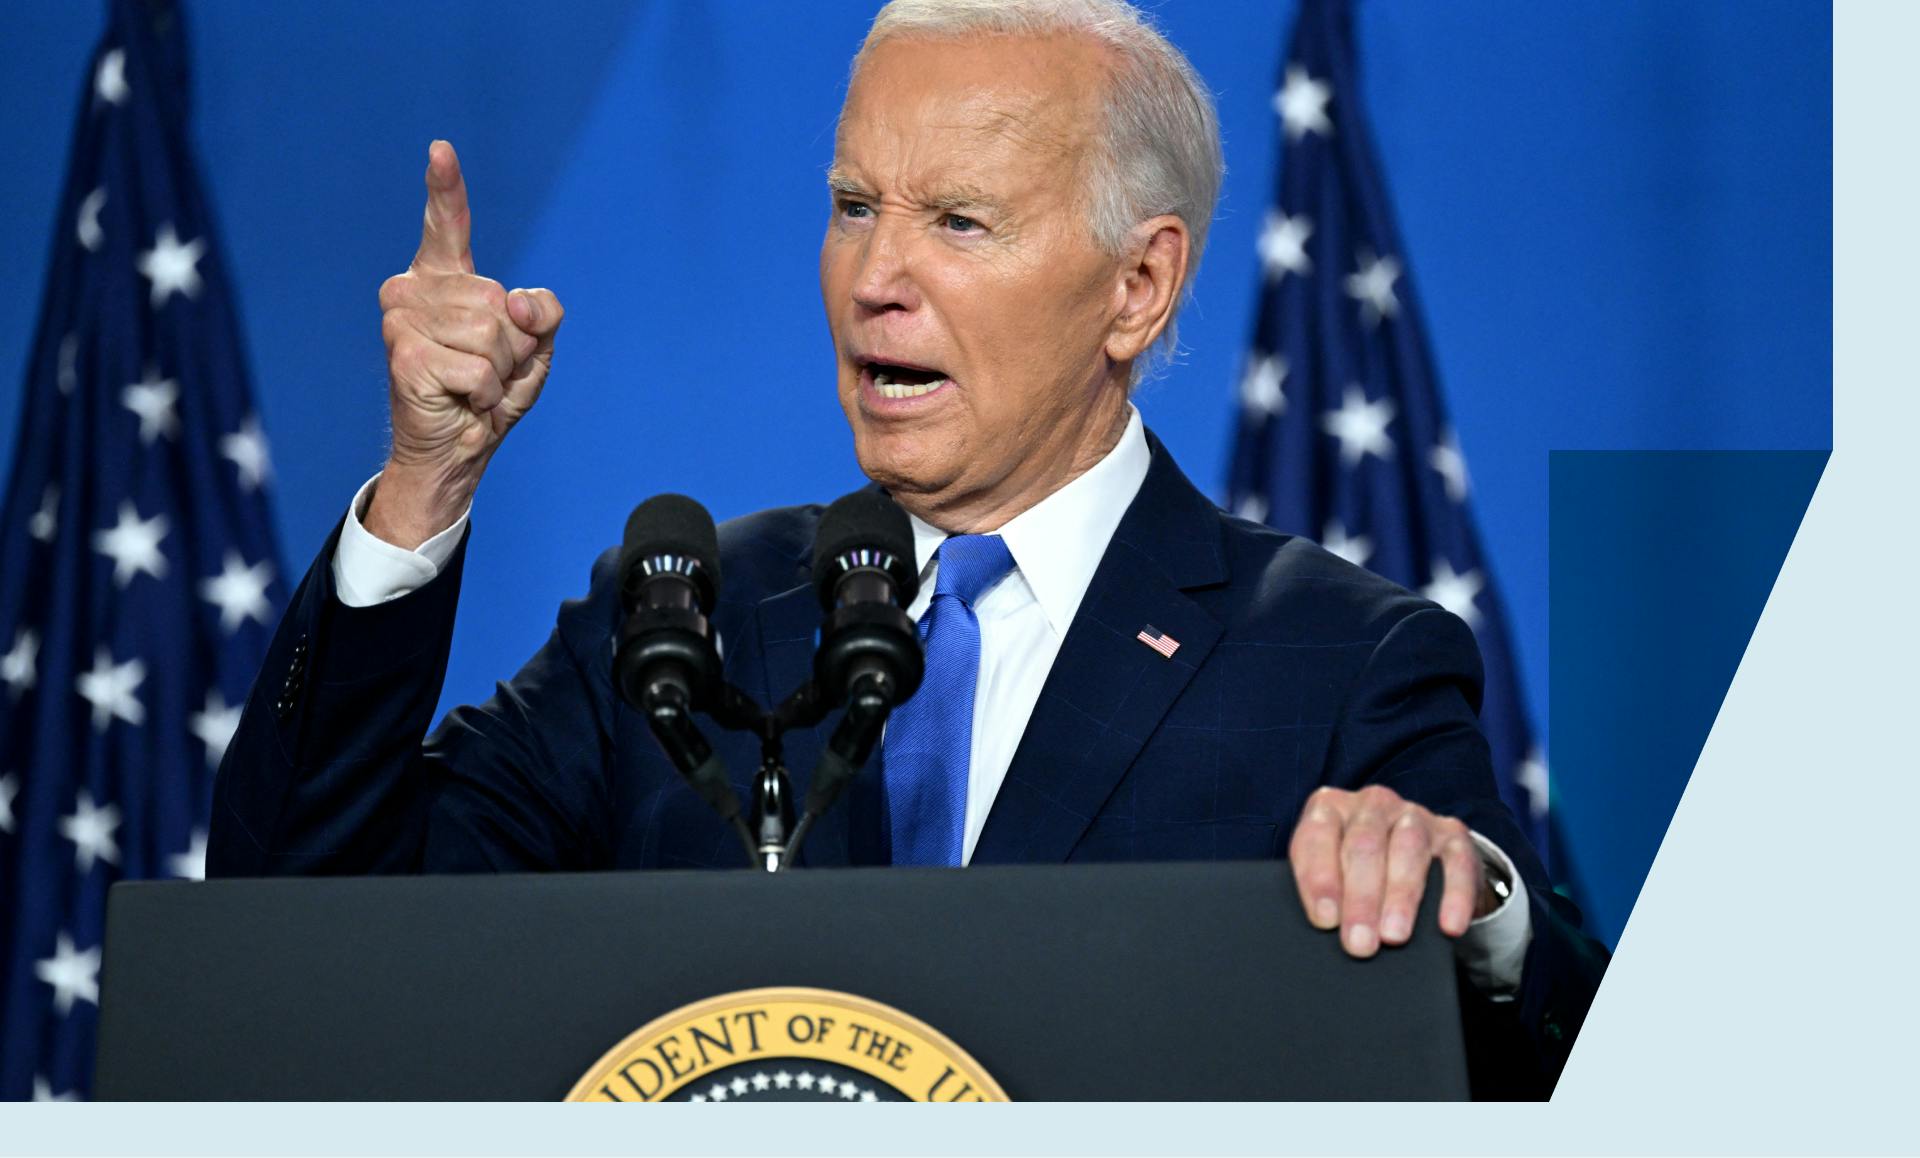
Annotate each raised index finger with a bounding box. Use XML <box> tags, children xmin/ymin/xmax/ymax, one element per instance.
<box><xmin>413</xmin><ymin>139</ymin><xmax>474</xmax><ymax>274</ymax></box>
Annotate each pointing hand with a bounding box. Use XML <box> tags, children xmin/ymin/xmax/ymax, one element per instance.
<box><xmin>368</xmin><ymin>140</ymin><xmax>564</xmax><ymax>548</ymax></box>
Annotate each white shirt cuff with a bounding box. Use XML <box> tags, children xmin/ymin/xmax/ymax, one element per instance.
<box><xmin>1456</xmin><ymin>829</ymin><xmax>1533</xmax><ymax>999</ymax></box>
<box><xmin>330</xmin><ymin>474</ymin><xmax>470</xmax><ymax>608</ymax></box>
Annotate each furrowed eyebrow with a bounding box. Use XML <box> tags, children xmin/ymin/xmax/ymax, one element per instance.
<box><xmin>826</xmin><ymin>172</ymin><xmax>873</xmax><ymax>199</ymax></box>
<box><xmin>824</xmin><ymin>170</ymin><xmax>1007</xmax><ymax>217</ymax></box>
<box><xmin>926</xmin><ymin>187</ymin><xmax>1009</xmax><ymax>217</ymax></box>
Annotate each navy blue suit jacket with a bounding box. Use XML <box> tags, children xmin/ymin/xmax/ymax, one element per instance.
<box><xmin>209</xmin><ymin>432</ymin><xmax>1605</xmax><ymax>1096</ymax></box>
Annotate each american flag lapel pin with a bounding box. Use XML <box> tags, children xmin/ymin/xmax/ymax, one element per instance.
<box><xmin>1136</xmin><ymin>624</ymin><xmax>1181</xmax><ymax>659</ymax></box>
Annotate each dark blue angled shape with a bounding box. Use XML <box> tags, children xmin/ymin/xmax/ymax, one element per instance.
<box><xmin>1550</xmin><ymin>450</ymin><xmax>1826</xmax><ymax>946</ymax></box>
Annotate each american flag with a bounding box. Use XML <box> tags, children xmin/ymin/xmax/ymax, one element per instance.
<box><xmin>1226</xmin><ymin>0</ymin><xmax>1550</xmax><ymax>865</ymax></box>
<box><xmin>1135</xmin><ymin>625</ymin><xmax>1181</xmax><ymax>660</ymax></box>
<box><xmin>0</xmin><ymin>0</ymin><xmax>283</xmax><ymax>1100</ymax></box>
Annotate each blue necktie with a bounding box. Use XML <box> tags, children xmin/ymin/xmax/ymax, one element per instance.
<box><xmin>882</xmin><ymin>534</ymin><xmax>1016</xmax><ymax>866</ymax></box>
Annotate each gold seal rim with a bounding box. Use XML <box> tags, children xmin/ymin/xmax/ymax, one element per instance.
<box><xmin>564</xmin><ymin>985</ymin><xmax>1009</xmax><ymax>1102</ymax></box>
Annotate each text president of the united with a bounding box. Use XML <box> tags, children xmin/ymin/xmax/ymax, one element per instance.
<box><xmin>208</xmin><ymin>0</ymin><xmax>1607</xmax><ymax>1096</ymax></box>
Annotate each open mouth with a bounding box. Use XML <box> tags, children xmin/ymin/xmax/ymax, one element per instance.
<box><xmin>863</xmin><ymin>359</ymin><xmax>952</xmax><ymax>400</ymax></box>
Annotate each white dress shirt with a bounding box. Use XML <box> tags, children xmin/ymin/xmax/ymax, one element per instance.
<box><xmin>331</xmin><ymin>405</ymin><xmax>1531</xmax><ymax>994</ymax></box>
<box><xmin>900</xmin><ymin>407</ymin><xmax>1154</xmax><ymax>865</ymax></box>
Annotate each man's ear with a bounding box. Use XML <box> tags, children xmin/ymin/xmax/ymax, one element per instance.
<box><xmin>1105</xmin><ymin>215</ymin><xmax>1191</xmax><ymax>365</ymax></box>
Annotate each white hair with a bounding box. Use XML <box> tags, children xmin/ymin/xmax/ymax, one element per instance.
<box><xmin>852</xmin><ymin>0</ymin><xmax>1225</xmax><ymax>374</ymax></box>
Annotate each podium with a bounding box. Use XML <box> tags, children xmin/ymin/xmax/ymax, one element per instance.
<box><xmin>94</xmin><ymin>861</ymin><xmax>1468</xmax><ymax>1100</ymax></box>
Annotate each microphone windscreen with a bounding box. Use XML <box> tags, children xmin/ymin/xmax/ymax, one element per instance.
<box><xmin>620</xmin><ymin>493</ymin><xmax>721</xmax><ymax>604</ymax></box>
<box><xmin>812</xmin><ymin>488</ymin><xmax>919</xmax><ymax>609</ymax></box>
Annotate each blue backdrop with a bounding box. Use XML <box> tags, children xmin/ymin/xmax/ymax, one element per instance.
<box><xmin>2</xmin><ymin>1</ymin><xmax>1830</xmax><ymax>940</ymax></box>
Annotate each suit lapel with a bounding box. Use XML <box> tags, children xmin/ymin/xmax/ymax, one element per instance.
<box><xmin>971</xmin><ymin>433</ymin><xmax>1229</xmax><ymax>865</ymax></box>
<box><xmin>748</xmin><ymin>583</ymin><xmax>818</xmax><ymax>732</ymax></box>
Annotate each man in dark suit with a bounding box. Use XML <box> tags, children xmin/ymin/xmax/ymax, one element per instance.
<box><xmin>210</xmin><ymin>0</ymin><xmax>1605</xmax><ymax>1095</ymax></box>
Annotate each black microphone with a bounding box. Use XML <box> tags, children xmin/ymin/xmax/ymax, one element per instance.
<box><xmin>613</xmin><ymin>495</ymin><xmax>747</xmax><ymax>847</ymax></box>
<box><xmin>783</xmin><ymin>489</ymin><xmax>927</xmax><ymax>863</ymax></box>
<box><xmin>616</xmin><ymin>494</ymin><xmax>722</xmax><ymax>712</ymax></box>
<box><xmin>810</xmin><ymin>488</ymin><xmax>924</xmax><ymax>715</ymax></box>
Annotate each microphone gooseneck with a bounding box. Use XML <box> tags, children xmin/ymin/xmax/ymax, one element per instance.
<box><xmin>782</xmin><ymin>489</ymin><xmax>928</xmax><ymax>867</ymax></box>
<box><xmin>614</xmin><ymin>494</ymin><xmax>753</xmax><ymax>862</ymax></box>
<box><xmin>610</xmin><ymin>488</ymin><xmax>929</xmax><ymax>871</ymax></box>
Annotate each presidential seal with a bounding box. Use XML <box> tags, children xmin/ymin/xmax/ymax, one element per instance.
<box><xmin>565</xmin><ymin>986</ymin><xmax>1008</xmax><ymax>1102</ymax></box>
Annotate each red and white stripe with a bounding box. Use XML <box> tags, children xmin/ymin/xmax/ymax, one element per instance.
<box><xmin>1135</xmin><ymin>626</ymin><xmax>1181</xmax><ymax>659</ymax></box>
